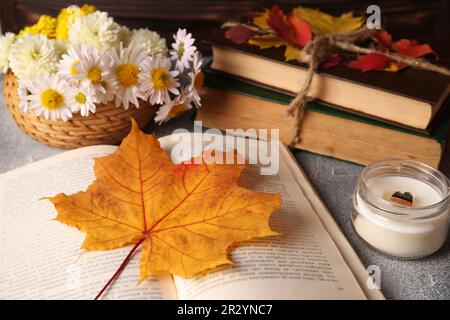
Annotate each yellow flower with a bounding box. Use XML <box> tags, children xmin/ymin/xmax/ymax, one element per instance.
<box><xmin>80</xmin><ymin>4</ymin><xmax>96</xmax><ymax>15</ymax></box>
<box><xmin>18</xmin><ymin>15</ymin><xmax>57</xmax><ymax>38</ymax></box>
<box><xmin>55</xmin><ymin>4</ymin><xmax>96</xmax><ymax>40</ymax></box>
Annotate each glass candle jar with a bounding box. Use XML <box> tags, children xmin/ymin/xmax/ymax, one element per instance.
<box><xmin>352</xmin><ymin>159</ymin><xmax>450</xmax><ymax>259</ymax></box>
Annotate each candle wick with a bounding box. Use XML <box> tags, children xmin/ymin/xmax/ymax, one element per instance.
<box><xmin>390</xmin><ymin>191</ymin><xmax>413</xmax><ymax>207</ymax></box>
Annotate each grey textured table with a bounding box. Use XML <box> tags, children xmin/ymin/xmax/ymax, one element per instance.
<box><xmin>1</xmin><ymin>80</ymin><xmax>449</xmax><ymax>300</ymax></box>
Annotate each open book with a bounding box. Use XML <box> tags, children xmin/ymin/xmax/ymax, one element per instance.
<box><xmin>0</xmin><ymin>133</ymin><xmax>383</xmax><ymax>299</ymax></box>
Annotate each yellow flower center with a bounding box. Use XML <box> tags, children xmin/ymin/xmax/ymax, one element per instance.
<box><xmin>40</xmin><ymin>89</ymin><xmax>64</xmax><ymax>110</ymax></box>
<box><xmin>194</xmin><ymin>71</ymin><xmax>204</xmax><ymax>90</ymax></box>
<box><xmin>169</xmin><ymin>103</ymin><xmax>188</xmax><ymax>119</ymax></box>
<box><xmin>31</xmin><ymin>50</ymin><xmax>41</xmax><ymax>60</ymax></box>
<box><xmin>75</xmin><ymin>92</ymin><xmax>86</xmax><ymax>104</ymax></box>
<box><xmin>70</xmin><ymin>60</ymin><xmax>80</xmax><ymax>76</ymax></box>
<box><xmin>116</xmin><ymin>63</ymin><xmax>139</xmax><ymax>87</ymax></box>
<box><xmin>151</xmin><ymin>68</ymin><xmax>170</xmax><ymax>90</ymax></box>
<box><xmin>88</xmin><ymin>67</ymin><xmax>102</xmax><ymax>84</ymax></box>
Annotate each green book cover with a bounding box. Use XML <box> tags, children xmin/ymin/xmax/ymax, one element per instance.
<box><xmin>203</xmin><ymin>69</ymin><xmax>450</xmax><ymax>144</ymax></box>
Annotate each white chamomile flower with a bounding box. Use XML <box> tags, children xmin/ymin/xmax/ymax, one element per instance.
<box><xmin>154</xmin><ymin>93</ymin><xmax>192</xmax><ymax>124</ymax></box>
<box><xmin>52</xmin><ymin>39</ymin><xmax>69</xmax><ymax>58</ymax></box>
<box><xmin>8</xmin><ymin>34</ymin><xmax>59</xmax><ymax>80</ymax></box>
<box><xmin>130</xmin><ymin>28</ymin><xmax>167</xmax><ymax>56</ymax></box>
<box><xmin>26</xmin><ymin>73</ymin><xmax>73</xmax><ymax>121</ymax></box>
<box><xmin>0</xmin><ymin>32</ymin><xmax>15</xmax><ymax>73</ymax></box>
<box><xmin>117</xmin><ymin>25</ymin><xmax>132</xmax><ymax>48</ymax></box>
<box><xmin>17</xmin><ymin>79</ymin><xmax>30</xmax><ymax>113</ymax></box>
<box><xmin>187</xmin><ymin>51</ymin><xmax>203</xmax><ymax>108</ymax></box>
<box><xmin>69</xmin><ymin>11</ymin><xmax>120</xmax><ymax>51</ymax></box>
<box><xmin>139</xmin><ymin>56</ymin><xmax>180</xmax><ymax>105</ymax></box>
<box><xmin>170</xmin><ymin>28</ymin><xmax>196</xmax><ymax>72</ymax></box>
<box><xmin>67</xmin><ymin>81</ymin><xmax>97</xmax><ymax>116</ymax></box>
<box><xmin>57</xmin><ymin>45</ymin><xmax>85</xmax><ymax>78</ymax></box>
<box><xmin>111</xmin><ymin>44</ymin><xmax>148</xmax><ymax>109</ymax></box>
<box><xmin>73</xmin><ymin>46</ymin><xmax>117</xmax><ymax>103</ymax></box>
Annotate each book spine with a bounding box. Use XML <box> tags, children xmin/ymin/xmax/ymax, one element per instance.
<box><xmin>197</xmin><ymin>86</ymin><xmax>443</xmax><ymax>168</ymax></box>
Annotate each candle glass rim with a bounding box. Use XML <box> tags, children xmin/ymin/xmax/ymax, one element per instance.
<box><xmin>359</xmin><ymin>158</ymin><xmax>450</xmax><ymax>220</ymax></box>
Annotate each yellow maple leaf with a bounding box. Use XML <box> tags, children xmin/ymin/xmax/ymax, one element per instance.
<box><xmin>48</xmin><ymin>120</ymin><xmax>281</xmax><ymax>292</ymax></box>
<box><xmin>253</xmin><ymin>9</ymin><xmax>270</xmax><ymax>29</ymax></box>
<box><xmin>284</xmin><ymin>45</ymin><xmax>302</xmax><ymax>62</ymax></box>
<box><xmin>248</xmin><ymin>34</ymin><xmax>285</xmax><ymax>49</ymax></box>
<box><xmin>249</xmin><ymin>10</ymin><xmax>286</xmax><ymax>50</ymax></box>
<box><xmin>292</xmin><ymin>7</ymin><xmax>363</xmax><ymax>36</ymax></box>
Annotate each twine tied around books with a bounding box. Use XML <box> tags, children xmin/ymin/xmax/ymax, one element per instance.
<box><xmin>222</xmin><ymin>21</ymin><xmax>450</xmax><ymax>147</ymax></box>
<box><xmin>286</xmin><ymin>27</ymin><xmax>450</xmax><ymax>146</ymax></box>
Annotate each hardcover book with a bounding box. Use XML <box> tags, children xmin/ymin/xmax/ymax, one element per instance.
<box><xmin>207</xmin><ymin>32</ymin><xmax>450</xmax><ymax>131</ymax></box>
<box><xmin>197</xmin><ymin>70</ymin><xmax>450</xmax><ymax>167</ymax></box>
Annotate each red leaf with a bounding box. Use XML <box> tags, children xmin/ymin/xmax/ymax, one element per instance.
<box><xmin>348</xmin><ymin>53</ymin><xmax>391</xmax><ymax>72</ymax></box>
<box><xmin>392</xmin><ymin>39</ymin><xmax>433</xmax><ymax>58</ymax></box>
<box><xmin>320</xmin><ymin>54</ymin><xmax>342</xmax><ymax>69</ymax></box>
<box><xmin>224</xmin><ymin>25</ymin><xmax>256</xmax><ymax>44</ymax></box>
<box><xmin>373</xmin><ymin>30</ymin><xmax>392</xmax><ymax>49</ymax></box>
<box><xmin>267</xmin><ymin>5</ymin><xmax>291</xmax><ymax>42</ymax></box>
<box><xmin>287</xmin><ymin>15</ymin><xmax>312</xmax><ymax>47</ymax></box>
<box><xmin>266</xmin><ymin>5</ymin><xmax>311</xmax><ymax>48</ymax></box>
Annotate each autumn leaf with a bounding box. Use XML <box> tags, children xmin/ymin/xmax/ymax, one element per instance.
<box><xmin>248</xmin><ymin>34</ymin><xmax>285</xmax><ymax>49</ymax></box>
<box><xmin>266</xmin><ymin>5</ymin><xmax>312</xmax><ymax>48</ymax></box>
<box><xmin>250</xmin><ymin>5</ymin><xmax>310</xmax><ymax>61</ymax></box>
<box><xmin>284</xmin><ymin>45</ymin><xmax>302</xmax><ymax>62</ymax></box>
<box><xmin>373</xmin><ymin>33</ymin><xmax>434</xmax><ymax>71</ymax></box>
<box><xmin>287</xmin><ymin>14</ymin><xmax>312</xmax><ymax>47</ymax></box>
<box><xmin>267</xmin><ymin>5</ymin><xmax>291</xmax><ymax>42</ymax></box>
<box><xmin>392</xmin><ymin>39</ymin><xmax>433</xmax><ymax>58</ymax></box>
<box><xmin>252</xmin><ymin>9</ymin><xmax>270</xmax><ymax>29</ymax></box>
<box><xmin>385</xmin><ymin>40</ymin><xmax>434</xmax><ymax>71</ymax></box>
<box><xmin>48</xmin><ymin>120</ymin><xmax>281</xmax><ymax>297</ymax></box>
<box><xmin>320</xmin><ymin>54</ymin><xmax>342</xmax><ymax>69</ymax></box>
<box><xmin>373</xmin><ymin>30</ymin><xmax>392</xmax><ymax>49</ymax></box>
<box><xmin>348</xmin><ymin>53</ymin><xmax>390</xmax><ymax>72</ymax></box>
<box><xmin>247</xmin><ymin>9</ymin><xmax>287</xmax><ymax>50</ymax></box>
<box><xmin>372</xmin><ymin>30</ymin><xmax>433</xmax><ymax>59</ymax></box>
<box><xmin>225</xmin><ymin>25</ymin><xmax>256</xmax><ymax>44</ymax></box>
<box><xmin>292</xmin><ymin>7</ymin><xmax>363</xmax><ymax>36</ymax></box>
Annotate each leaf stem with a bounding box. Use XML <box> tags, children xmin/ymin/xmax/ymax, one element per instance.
<box><xmin>94</xmin><ymin>237</ymin><xmax>146</xmax><ymax>300</ymax></box>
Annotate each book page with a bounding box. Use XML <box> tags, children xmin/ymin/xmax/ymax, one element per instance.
<box><xmin>160</xmin><ymin>133</ymin><xmax>368</xmax><ymax>299</ymax></box>
<box><xmin>280</xmin><ymin>147</ymin><xmax>384</xmax><ymax>300</ymax></box>
<box><xmin>0</xmin><ymin>146</ymin><xmax>177</xmax><ymax>300</ymax></box>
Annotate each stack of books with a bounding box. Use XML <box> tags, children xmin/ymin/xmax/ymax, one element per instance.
<box><xmin>197</xmin><ymin>34</ymin><xmax>450</xmax><ymax>167</ymax></box>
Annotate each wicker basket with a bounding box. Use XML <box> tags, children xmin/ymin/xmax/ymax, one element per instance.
<box><xmin>3</xmin><ymin>71</ymin><xmax>157</xmax><ymax>149</ymax></box>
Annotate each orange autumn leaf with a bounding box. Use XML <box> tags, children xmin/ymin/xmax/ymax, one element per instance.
<box><xmin>392</xmin><ymin>39</ymin><xmax>433</xmax><ymax>58</ymax></box>
<box><xmin>48</xmin><ymin>120</ymin><xmax>281</xmax><ymax>283</ymax></box>
<box><xmin>373</xmin><ymin>30</ymin><xmax>392</xmax><ymax>49</ymax></box>
<box><xmin>287</xmin><ymin>14</ymin><xmax>312</xmax><ymax>47</ymax></box>
<box><xmin>387</xmin><ymin>37</ymin><xmax>433</xmax><ymax>71</ymax></box>
<box><xmin>266</xmin><ymin>5</ymin><xmax>312</xmax><ymax>48</ymax></box>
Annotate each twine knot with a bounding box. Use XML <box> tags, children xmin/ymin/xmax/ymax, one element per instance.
<box><xmin>286</xmin><ymin>27</ymin><xmax>450</xmax><ymax>147</ymax></box>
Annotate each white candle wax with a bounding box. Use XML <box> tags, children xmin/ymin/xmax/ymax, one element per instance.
<box><xmin>353</xmin><ymin>175</ymin><xmax>450</xmax><ymax>258</ymax></box>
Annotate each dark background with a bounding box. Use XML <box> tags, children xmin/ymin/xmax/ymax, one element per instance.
<box><xmin>1</xmin><ymin>0</ymin><xmax>450</xmax><ymax>58</ymax></box>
